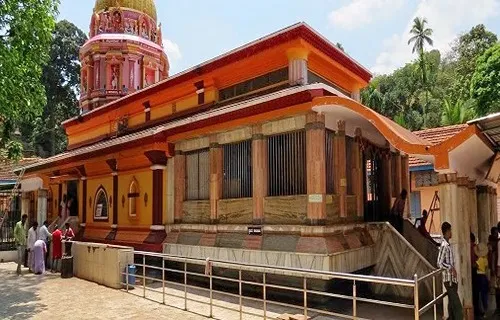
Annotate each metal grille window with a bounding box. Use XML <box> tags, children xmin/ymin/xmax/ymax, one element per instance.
<box><xmin>325</xmin><ymin>130</ymin><xmax>335</xmax><ymax>194</ymax></box>
<box><xmin>268</xmin><ymin>131</ymin><xmax>306</xmax><ymax>196</ymax></box>
<box><xmin>223</xmin><ymin>140</ymin><xmax>252</xmax><ymax>199</ymax></box>
<box><xmin>346</xmin><ymin>136</ymin><xmax>355</xmax><ymax>195</ymax></box>
<box><xmin>415</xmin><ymin>170</ymin><xmax>438</xmax><ymax>188</ymax></box>
<box><xmin>186</xmin><ymin>149</ymin><xmax>210</xmax><ymax>200</ymax></box>
<box><xmin>219</xmin><ymin>68</ymin><xmax>289</xmax><ymax>101</ymax></box>
<box><xmin>307</xmin><ymin>71</ymin><xmax>352</xmax><ymax>97</ymax></box>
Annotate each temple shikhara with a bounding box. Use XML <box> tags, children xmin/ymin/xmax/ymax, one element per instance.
<box><xmin>15</xmin><ymin>0</ymin><xmax>500</xmax><ymax>317</ymax></box>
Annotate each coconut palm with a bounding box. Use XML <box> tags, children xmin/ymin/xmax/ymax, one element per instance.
<box><xmin>408</xmin><ymin>17</ymin><xmax>433</xmax><ymax>128</ymax></box>
<box><xmin>441</xmin><ymin>98</ymin><xmax>477</xmax><ymax>126</ymax></box>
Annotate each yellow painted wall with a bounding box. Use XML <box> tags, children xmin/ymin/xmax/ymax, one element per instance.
<box><xmin>86</xmin><ymin>175</ymin><xmax>113</xmax><ymax>227</ymax></box>
<box><xmin>411</xmin><ymin>173</ymin><xmax>440</xmax><ymax>234</ymax></box>
<box><xmin>116</xmin><ymin>170</ymin><xmax>153</xmax><ymax>227</ymax></box>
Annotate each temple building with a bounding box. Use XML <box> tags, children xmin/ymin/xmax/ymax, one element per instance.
<box><xmin>16</xmin><ymin>0</ymin><xmax>500</xmax><ymax>317</ymax></box>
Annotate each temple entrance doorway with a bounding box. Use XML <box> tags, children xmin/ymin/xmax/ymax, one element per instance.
<box><xmin>67</xmin><ymin>180</ymin><xmax>79</xmax><ymax>217</ymax></box>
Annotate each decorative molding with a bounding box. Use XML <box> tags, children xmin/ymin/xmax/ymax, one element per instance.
<box><xmin>150</xmin><ymin>225</ymin><xmax>166</xmax><ymax>231</ymax></box>
<box><xmin>111</xmin><ymin>224</ymin><xmax>118</xmax><ymax>229</ymax></box>
<box><xmin>80</xmin><ymin>223</ymin><xmax>86</xmax><ymax>227</ymax></box>
<box><xmin>150</xmin><ymin>165</ymin><xmax>166</xmax><ymax>171</ymax></box>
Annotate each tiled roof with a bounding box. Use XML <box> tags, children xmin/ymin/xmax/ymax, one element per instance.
<box><xmin>0</xmin><ymin>158</ymin><xmax>40</xmax><ymax>181</ymax></box>
<box><xmin>409</xmin><ymin>124</ymin><xmax>469</xmax><ymax>167</ymax></box>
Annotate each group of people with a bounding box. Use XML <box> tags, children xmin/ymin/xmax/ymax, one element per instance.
<box><xmin>13</xmin><ymin>214</ymin><xmax>75</xmax><ymax>275</ymax></box>
<box><xmin>438</xmin><ymin>221</ymin><xmax>500</xmax><ymax>319</ymax></box>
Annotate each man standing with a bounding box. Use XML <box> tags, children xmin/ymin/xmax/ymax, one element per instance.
<box><xmin>51</xmin><ymin>225</ymin><xmax>62</xmax><ymax>273</ymax></box>
<box><xmin>437</xmin><ymin>222</ymin><xmax>463</xmax><ymax>319</ymax></box>
<box><xmin>27</xmin><ymin>221</ymin><xmax>39</xmax><ymax>272</ymax></box>
<box><xmin>39</xmin><ymin>221</ymin><xmax>51</xmax><ymax>268</ymax></box>
<box><xmin>14</xmin><ymin>214</ymin><xmax>28</xmax><ymax>275</ymax></box>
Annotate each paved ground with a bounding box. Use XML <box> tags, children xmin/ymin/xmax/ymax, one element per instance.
<box><xmin>0</xmin><ymin>262</ymin><xmax>206</xmax><ymax>320</ymax></box>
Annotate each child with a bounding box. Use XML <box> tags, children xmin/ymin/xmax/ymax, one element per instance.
<box><xmin>476</xmin><ymin>243</ymin><xmax>489</xmax><ymax>316</ymax></box>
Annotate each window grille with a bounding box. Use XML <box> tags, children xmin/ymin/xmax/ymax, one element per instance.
<box><xmin>415</xmin><ymin>170</ymin><xmax>438</xmax><ymax>188</ymax></box>
<box><xmin>307</xmin><ymin>71</ymin><xmax>352</xmax><ymax>97</ymax></box>
<box><xmin>185</xmin><ymin>149</ymin><xmax>210</xmax><ymax>200</ymax></box>
<box><xmin>268</xmin><ymin>131</ymin><xmax>306</xmax><ymax>196</ymax></box>
<box><xmin>223</xmin><ymin>140</ymin><xmax>253</xmax><ymax>199</ymax></box>
<box><xmin>325</xmin><ymin>130</ymin><xmax>335</xmax><ymax>194</ymax></box>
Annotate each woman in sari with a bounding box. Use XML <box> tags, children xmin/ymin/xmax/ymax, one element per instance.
<box><xmin>32</xmin><ymin>239</ymin><xmax>47</xmax><ymax>275</ymax></box>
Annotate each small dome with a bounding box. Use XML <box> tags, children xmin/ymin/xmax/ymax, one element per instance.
<box><xmin>94</xmin><ymin>0</ymin><xmax>157</xmax><ymax>21</ymax></box>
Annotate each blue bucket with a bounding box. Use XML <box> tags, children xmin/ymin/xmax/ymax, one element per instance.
<box><xmin>125</xmin><ymin>265</ymin><xmax>136</xmax><ymax>286</ymax></box>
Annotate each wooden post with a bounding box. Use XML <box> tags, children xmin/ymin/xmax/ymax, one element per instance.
<box><xmin>306</xmin><ymin>113</ymin><xmax>326</xmax><ymax>225</ymax></box>
<box><xmin>145</xmin><ymin>150</ymin><xmax>169</xmax><ymax>227</ymax></box>
<box><xmin>490</xmin><ymin>187</ymin><xmax>498</xmax><ymax>228</ymax></box>
<box><xmin>335</xmin><ymin>120</ymin><xmax>347</xmax><ymax>218</ymax></box>
<box><xmin>401</xmin><ymin>155</ymin><xmax>410</xmax><ymax>218</ymax></box>
<box><xmin>81</xmin><ymin>177</ymin><xmax>87</xmax><ymax>225</ymax></box>
<box><xmin>468</xmin><ymin>180</ymin><xmax>478</xmax><ymax>239</ymax></box>
<box><xmin>174</xmin><ymin>151</ymin><xmax>186</xmax><ymax>224</ymax></box>
<box><xmin>439</xmin><ymin>174</ymin><xmax>473</xmax><ymax>319</ymax></box>
<box><xmin>252</xmin><ymin>126</ymin><xmax>267</xmax><ymax>225</ymax></box>
<box><xmin>209</xmin><ymin>140</ymin><xmax>222</xmax><ymax>224</ymax></box>
<box><xmin>354</xmin><ymin>128</ymin><xmax>364</xmax><ymax>218</ymax></box>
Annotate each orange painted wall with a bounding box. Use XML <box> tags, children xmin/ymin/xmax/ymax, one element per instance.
<box><xmin>86</xmin><ymin>175</ymin><xmax>113</xmax><ymax>227</ymax></box>
<box><xmin>116</xmin><ymin>169</ymin><xmax>153</xmax><ymax>227</ymax></box>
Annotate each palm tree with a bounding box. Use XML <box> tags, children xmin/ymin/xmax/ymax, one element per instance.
<box><xmin>441</xmin><ymin>98</ymin><xmax>476</xmax><ymax>126</ymax></box>
<box><xmin>408</xmin><ymin>17</ymin><xmax>433</xmax><ymax>128</ymax></box>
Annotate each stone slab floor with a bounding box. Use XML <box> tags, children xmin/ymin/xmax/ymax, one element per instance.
<box><xmin>0</xmin><ymin>262</ymin><xmax>205</xmax><ymax>320</ymax></box>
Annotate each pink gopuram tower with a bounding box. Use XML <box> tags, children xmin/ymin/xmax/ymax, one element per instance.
<box><xmin>79</xmin><ymin>0</ymin><xmax>169</xmax><ymax>113</ymax></box>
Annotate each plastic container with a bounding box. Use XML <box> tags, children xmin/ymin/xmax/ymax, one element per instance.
<box><xmin>125</xmin><ymin>264</ymin><xmax>136</xmax><ymax>286</ymax></box>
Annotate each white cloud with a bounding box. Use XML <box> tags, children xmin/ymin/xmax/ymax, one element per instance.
<box><xmin>329</xmin><ymin>0</ymin><xmax>404</xmax><ymax>30</ymax></box>
<box><xmin>163</xmin><ymin>38</ymin><xmax>182</xmax><ymax>61</ymax></box>
<box><xmin>371</xmin><ymin>0</ymin><xmax>500</xmax><ymax>75</ymax></box>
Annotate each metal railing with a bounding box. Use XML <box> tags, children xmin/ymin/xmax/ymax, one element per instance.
<box><xmin>120</xmin><ymin>250</ymin><xmax>446</xmax><ymax>320</ymax></box>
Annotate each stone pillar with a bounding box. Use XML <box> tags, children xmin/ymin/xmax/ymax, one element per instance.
<box><xmin>334</xmin><ymin>120</ymin><xmax>347</xmax><ymax>218</ymax></box>
<box><xmin>145</xmin><ymin>150</ymin><xmax>168</xmax><ymax>228</ymax></box>
<box><xmin>112</xmin><ymin>172</ymin><xmax>118</xmax><ymax>227</ymax></box>
<box><xmin>490</xmin><ymin>187</ymin><xmax>498</xmax><ymax>228</ymax></box>
<box><xmin>477</xmin><ymin>186</ymin><xmax>491</xmax><ymax>244</ymax></box>
<box><xmin>82</xmin><ymin>177</ymin><xmax>87</xmax><ymax>225</ymax></box>
<box><xmin>99</xmin><ymin>57</ymin><xmax>106</xmax><ymax>90</ymax></box>
<box><xmin>354</xmin><ymin>128</ymin><xmax>364</xmax><ymax>217</ymax></box>
<box><xmin>286</xmin><ymin>47</ymin><xmax>309</xmax><ymax>86</ymax></box>
<box><xmin>122</xmin><ymin>55</ymin><xmax>130</xmax><ymax>91</ymax></box>
<box><xmin>439</xmin><ymin>173</ymin><xmax>473</xmax><ymax>319</ymax></box>
<box><xmin>174</xmin><ymin>151</ymin><xmax>186</xmax><ymax>224</ymax></box>
<box><xmin>37</xmin><ymin>189</ymin><xmax>48</xmax><ymax>224</ymax></box>
<box><xmin>401</xmin><ymin>155</ymin><xmax>410</xmax><ymax>218</ymax></box>
<box><xmin>209</xmin><ymin>140</ymin><xmax>222</xmax><ymax>224</ymax></box>
<box><xmin>252</xmin><ymin>126</ymin><xmax>267</xmax><ymax>225</ymax></box>
<box><xmin>468</xmin><ymin>180</ymin><xmax>478</xmax><ymax>239</ymax></box>
<box><xmin>306</xmin><ymin>113</ymin><xmax>326</xmax><ymax>225</ymax></box>
<box><xmin>166</xmin><ymin>158</ymin><xmax>175</xmax><ymax>224</ymax></box>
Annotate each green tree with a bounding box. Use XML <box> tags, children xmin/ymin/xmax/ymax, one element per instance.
<box><xmin>23</xmin><ymin>20</ymin><xmax>87</xmax><ymax>157</ymax></box>
<box><xmin>440</xmin><ymin>99</ymin><xmax>476</xmax><ymax>126</ymax></box>
<box><xmin>408</xmin><ymin>17</ymin><xmax>434</xmax><ymax>128</ymax></box>
<box><xmin>0</xmin><ymin>0</ymin><xmax>59</xmax><ymax>160</ymax></box>
<box><xmin>471</xmin><ymin>44</ymin><xmax>500</xmax><ymax>116</ymax></box>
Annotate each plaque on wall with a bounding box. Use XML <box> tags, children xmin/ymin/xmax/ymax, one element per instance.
<box><xmin>248</xmin><ymin>226</ymin><xmax>262</xmax><ymax>236</ymax></box>
<box><xmin>308</xmin><ymin>194</ymin><xmax>323</xmax><ymax>203</ymax></box>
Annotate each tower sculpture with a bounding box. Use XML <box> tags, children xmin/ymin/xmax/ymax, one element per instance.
<box><xmin>79</xmin><ymin>0</ymin><xmax>169</xmax><ymax>112</ymax></box>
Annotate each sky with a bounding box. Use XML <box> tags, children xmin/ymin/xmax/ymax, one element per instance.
<box><xmin>58</xmin><ymin>0</ymin><xmax>500</xmax><ymax>76</ymax></box>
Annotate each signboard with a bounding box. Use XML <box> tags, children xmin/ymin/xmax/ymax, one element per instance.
<box><xmin>248</xmin><ymin>226</ymin><xmax>262</xmax><ymax>236</ymax></box>
<box><xmin>308</xmin><ymin>194</ymin><xmax>323</xmax><ymax>203</ymax></box>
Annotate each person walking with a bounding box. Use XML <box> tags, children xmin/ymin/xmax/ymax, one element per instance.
<box><xmin>14</xmin><ymin>214</ymin><xmax>28</xmax><ymax>275</ymax></box>
<box><xmin>27</xmin><ymin>221</ymin><xmax>39</xmax><ymax>272</ymax></box>
<box><xmin>476</xmin><ymin>243</ymin><xmax>489</xmax><ymax>316</ymax></box>
<box><xmin>437</xmin><ymin>222</ymin><xmax>463</xmax><ymax>319</ymax></box>
<box><xmin>390</xmin><ymin>189</ymin><xmax>407</xmax><ymax>232</ymax></box>
<box><xmin>39</xmin><ymin>220</ymin><xmax>51</xmax><ymax>267</ymax></box>
<box><xmin>51</xmin><ymin>225</ymin><xmax>62</xmax><ymax>273</ymax></box>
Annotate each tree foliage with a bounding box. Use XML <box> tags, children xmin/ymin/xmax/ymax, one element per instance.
<box><xmin>363</xmin><ymin>23</ymin><xmax>498</xmax><ymax>131</ymax></box>
<box><xmin>471</xmin><ymin>43</ymin><xmax>500</xmax><ymax>116</ymax></box>
<box><xmin>22</xmin><ymin>20</ymin><xmax>87</xmax><ymax>157</ymax></box>
<box><xmin>0</xmin><ymin>0</ymin><xmax>59</xmax><ymax>160</ymax></box>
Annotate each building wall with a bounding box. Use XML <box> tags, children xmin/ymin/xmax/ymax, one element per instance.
<box><xmin>410</xmin><ymin>171</ymin><xmax>440</xmax><ymax>234</ymax></box>
<box><xmin>86</xmin><ymin>175</ymin><xmax>113</xmax><ymax>227</ymax></box>
<box><xmin>116</xmin><ymin>170</ymin><xmax>153</xmax><ymax>227</ymax></box>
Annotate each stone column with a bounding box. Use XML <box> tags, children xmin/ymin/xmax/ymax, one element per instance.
<box><xmin>112</xmin><ymin>172</ymin><xmax>118</xmax><ymax>227</ymax></box>
<box><xmin>252</xmin><ymin>126</ymin><xmax>267</xmax><ymax>225</ymax></box>
<box><xmin>468</xmin><ymin>180</ymin><xmax>478</xmax><ymax>239</ymax></box>
<box><xmin>122</xmin><ymin>55</ymin><xmax>129</xmax><ymax>91</ymax></box>
<box><xmin>401</xmin><ymin>155</ymin><xmax>410</xmax><ymax>218</ymax></box>
<box><xmin>166</xmin><ymin>158</ymin><xmax>175</xmax><ymax>224</ymax></box>
<box><xmin>477</xmin><ymin>186</ymin><xmax>491</xmax><ymax>244</ymax></box>
<box><xmin>81</xmin><ymin>177</ymin><xmax>87</xmax><ymax>226</ymax></box>
<box><xmin>174</xmin><ymin>151</ymin><xmax>185</xmax><ymax>224</ymax></box>
<box><xmin>209</xmin><ymin>140</ymin><xmax>222</xmax><ymax>224</ymax></box>
<box><xmin>145</xmin><ymin>150</ymin><xmax>168</xmax><ymax>228</ymax></box>
<box><xmin>490</xmin><ymin>187</ymin><xmax>498</xmax><ymax>228</ymax></box>
<box><xmin>99</xmin><ymin>57</ymin><xmax>106</xmax><ymax>90</ymax></box>
<box><xmin>354</xmin><ymin>128</ymin><xmax>364</xmax><ymax>218</ymax></box>
<box><xmin>439</xmin><ymin>173</ymin><xmax>473</xmax><ymax>319</ymax></box>
<box><xmin>306</xmin><ymin>113</ymin><xmax>326</xmax><ymax>225</ymax></box>
<box><xmin>334</xmin><ymin>120</ymin><xmax>347</xmax><ymax>218</ymax></box>
<box><xmin>286</xmin><ymin>47</ymin><xmax>309</xmax><ymax>86</ymax></box>
<box><xmin>37</xmin><ymin>189</ymin><xmax>48</xmax><ymax>224</ymax></box>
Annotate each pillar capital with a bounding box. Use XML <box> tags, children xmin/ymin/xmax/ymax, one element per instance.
<box><xmin>145</xmin><ymin>150</ymin><xmax>168</xmax><ymax>166</ymax></box>
<box><xmin>467</xmin><ymin>179</ymin><xmax>476</xmax><ymax>190</ymax></box>
<box><xmin>457</xmin><ymin>176</ymin><xmax>469</xmax><ymax>187</ymax></box>
<box><xmin>438</xmin><ymin>172</ymin><xmax>457</xmax><ymax>184</ymax></box>
<box><xmin>337</xmin><ymin>120</ymin><xmax>346</xmax><ymax>133</ymax></box>
<box><xmin>106</xmin><ymin>159</ymin><xmax>118</xmax><ymax>172</ymax></box>
<box><xmin>286</xmin><ymin>47</ymin><xmax>310</xmax><ymax>61</ymax></box>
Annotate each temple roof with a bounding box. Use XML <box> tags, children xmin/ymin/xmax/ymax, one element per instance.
<box><xmin>94</xmin><ymin>0</ymin><xmax>157</xmax><ymax>21</ymax></box>
<box><xmin>409</xmin><ymin>124</ymin><xmax>468</xmax><ymax>168</ymax></box>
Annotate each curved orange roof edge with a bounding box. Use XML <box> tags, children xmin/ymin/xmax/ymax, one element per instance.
<box><xmin>312</xmin><ymin>96</ymin><xmax>431</xmax><ymax>156</ymax></box>
<box><xmin>428</xmin><ymin>124</ymin><xmax>494</xmax><ymax>154</ymax></box>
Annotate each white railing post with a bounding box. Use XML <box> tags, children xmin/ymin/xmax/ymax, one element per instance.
<box><xmin>353</xmin><ymin>280</ymin><xmax>357</xmax><ymax>319</ymax></box>
<box><xmin>303</xmin><ymin>277</ymin><xmax>308</xmax><ymax>318</ymax></box>
<box><xmin>125</xmin><ymin>262</ymin><xmax>129</xmax><ymax>292</ymax></box>
<box><xmin>209</xmin><ymin>266</ymin><xmax>213</xmax><ymax>318</ymax></box>
<box><xmin>263</xmin><ymin>272</ymin><xmax>267</xmax><ymax>320</ymax></box>
<box><xmin>239</xmin><ymin>268</ymin><xmax>243</xmax><ymax>320</ymax></box>
<box><xmin>432</xmin><ymin>275</ymin><xmax>436</xmax><ymax>320</ymax></box>
<box><xmin>142</xmin><ymin>255</ymin><xmax>146</xmax><ymax>298</ymax></box>
<box><xmin>414</xmin><ymin>274</ymin><xmax>419</xmax><ymax>320</ymax></box>
<box><xmin>184</xmin><ymin>260</ymin><xmax>188</xmax><ymax>311</ymax></box>
<box><xmin>162</xmin><ymin>258</ymin><xmax>165</xmax><ymax>305</ymax></box>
